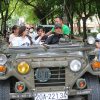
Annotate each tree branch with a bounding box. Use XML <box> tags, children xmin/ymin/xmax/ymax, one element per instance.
<box><xmin>85</xmin><ymin>0</ymin><xmax>94</xmax><ymax>5</ymax></box>
<box><xmin>21</xmin><ymin>0</ymin><xmax>36</xmax><ymax>8</ymax></box>
<box><xmin>5</xmin><ymin>1</ymin><xmax>10</xmax><ymax>21</ymax></box>
<box><xmin>82</xmin><ymin>0</ymin><xmax>86</xmax><ymax>15</ymax></box>
<box><xmin>86</xmin><ymin>1</ymin><xmax>92</xmax><ymax>18</ymax></box>
<box><xmin>7</xmin><ymin>0</ymin><xmax>19</xmax><ymax>20</ymax></box>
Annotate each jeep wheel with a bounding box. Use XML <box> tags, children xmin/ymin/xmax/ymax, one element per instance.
<box><xmin>0</xmin><ymin>80</ymin><xmax>10</xmax><ymax>100</ymax></box>
<box><xmin>84</xmin><ymin>73</ymin><xmax>100</xmax><ymax>100</ymax></box>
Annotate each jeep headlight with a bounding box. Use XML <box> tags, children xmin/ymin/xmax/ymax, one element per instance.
<box><xmin>87</xmin><ymin>36</ymin><xmax>95</xmax><ymax>44</ymax></box>
<box><xmin>17</xmin><ymin>62</ymin><xmax>30</xmax><ymax>75</ymax></box>
<box><xmin>70</xmin><ymin>60</ymin><xmax>82</xmax><ymax>72</ymax></box>
<box><xmin>0</xmin><ymin>54</ymin><xmax>7</xmax><ymax>65</ymax></box>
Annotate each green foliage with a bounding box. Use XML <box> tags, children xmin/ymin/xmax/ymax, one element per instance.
<box><xmin>74</xmin><ymin>0</ymin><xmax>96</xmax><ymax>17</ymax></box>
<box><xmin>8</xmin><ymin>0</ymin><xmax>38</xmax><ymax>25</ymax></box>
<box><xmin>0</xmin><ymin>0</ymin><xmax>100</xmax><ymax>32</ymax></box>
<box><xmin>1</xmin><ymin>1</ymin><xmax>6</xmax><ymax>12</ymax></box>
<box><xmin>22</xmin><ymin>0</ymin><xmax>64</xmax><ymax>24</ymax></box>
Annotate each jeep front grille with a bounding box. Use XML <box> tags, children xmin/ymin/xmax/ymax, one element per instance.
<box><xmin>34</xmin><ymin>67</ymin><xmax>65</xmax><ymax>87</ymax></box>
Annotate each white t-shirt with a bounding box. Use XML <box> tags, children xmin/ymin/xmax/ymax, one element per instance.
<box><xmin>32</xmin><ymin>36</ymin><xmax>43</xmax><ymax>44</ymax></box>
<box><xmin>29</xmin><ymin>31</ymin><xmax>38</xmax><ymax>39</ymax></box>
<box><xmin>29</xmin><ymin>32</ymin><xmax>43</xmax><ymax>44</ymax></box>
<box><xmin>11</xmin><ymin>36</ymin><xmax>31</xmax><ymax>47</ymax></box>
<box><xmin>9</xmin><ymin>34</ymin><xmax>17</xmax><ymax>43</ymax></box>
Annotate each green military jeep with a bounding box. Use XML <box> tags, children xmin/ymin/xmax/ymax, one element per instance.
<box><xmin>0</xmin><ymin>36</ymin><xmax>100</xmax><ymax>100</ymax></box>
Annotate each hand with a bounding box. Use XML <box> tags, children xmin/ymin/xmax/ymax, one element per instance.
<box><xmin>40</xmin><ymin>32</ymin><xmax>45</xmax><ymax>38</ymax></box>
<box><xmin>9</xmin><ymin>43</ymin><xmax>12</xmax><ymax>47</ymax></box>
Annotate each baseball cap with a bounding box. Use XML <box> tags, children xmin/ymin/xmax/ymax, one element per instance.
<box><xmin>55</xmin><ymin>23</ymin><xmax>62</xmax><ymax>29</ymax></box>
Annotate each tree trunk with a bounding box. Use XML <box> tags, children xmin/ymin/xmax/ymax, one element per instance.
<box><xmin>1</xmin><ymin>19</ymin><xmax>4</xmax><ymax>34</ymax></box>
<box><xmin>70</xmin><ymin>20</ymin><xmax>73</xmax><ymax>34</ymax></box>
<box><xmin>77</xmin><ymin>19</ymin><xmax>81</xmax><ymax>34</ymax></box>
<box><xmin>82</xmin><ymin>17</ymin><xmax>87</xmax><ymax>41</ymax></box>
<box><xmin>70</xmin><ymin>12</ymin><xmax>73</xmax><ymax>35</ymax></box>
<box><xmin>3</xmin><ymin>20</ymin><xmax>7</xmax><ymax>38</ymax></box>
<box><xmin>1</xmin><ymin>19</ymin><xmax>7</xmax><ymax>38</ymax></box>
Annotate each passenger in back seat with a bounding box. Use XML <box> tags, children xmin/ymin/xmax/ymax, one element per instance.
<box><xmin>44</xmin><ymin>23</ymin><xmax>63</xmax><ymax>44</ymax></box>
<box><xmin>32</xmin><ymin>26</ymin><xmax>47</xmax><ymax>44</ymax></box>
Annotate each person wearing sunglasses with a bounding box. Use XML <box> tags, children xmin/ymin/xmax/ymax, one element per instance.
<box><xmin>44</xmin><ymin>23</ymin><xmax>63</xmax><ymax>44</ymax></box>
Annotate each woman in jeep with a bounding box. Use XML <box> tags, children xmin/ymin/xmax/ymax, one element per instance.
<box><xmin>10</xmin><ymin>26</ymin><xmax>33</xmax><ymax>46</ymax></box>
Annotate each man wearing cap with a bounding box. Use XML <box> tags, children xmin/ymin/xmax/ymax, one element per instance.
<box><xmin>47</xmin><ymin>17</ymin><xmax>71</xmax><ymax>37</ymax></box>
<box><xmin>44</xmin><ymin>24</ymin><xmax>63</xmax><ymax>44</ymax></box>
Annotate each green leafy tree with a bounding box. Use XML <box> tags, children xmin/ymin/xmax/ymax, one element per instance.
<box><xmin>74</xmin><ymin>0</ymin><xmax>96</xmax><ymax>40</ymax></box>
<box><xmin>22</xmin><ymin>0</ymin><xmax>52</xmax><ymax>24</ymax></box>
<box><xmin>95</xmin><ymin>0</ymin><xmax>100</xmax><ymax>19</ymax></box>
<box><xmin>0</xmin><ymin>0</ymin><xmax>19</xmax><ymax>36</ymax></box>
<box><xmin>10</xmin><ymin>0</ymin><xmax>38</xmax><ymax>24</ymax></box>
<box><xmin>22</xmin><ymin>0</ymin><xmax>64</xmax><ymax>24</ymax></box>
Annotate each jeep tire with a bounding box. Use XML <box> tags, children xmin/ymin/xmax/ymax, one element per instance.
<box><xmin>85</xmin><ymin>73</ymin><xmax>100</xmax><ymax>100</ymax></box>
<box><xmin>0</xmin><ymin>80</ymin><xmax>10</xmax><ymax>100</ymax></box>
